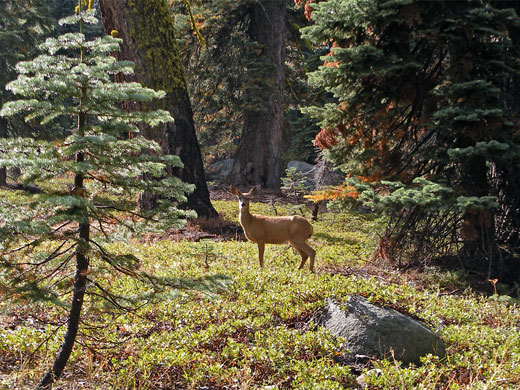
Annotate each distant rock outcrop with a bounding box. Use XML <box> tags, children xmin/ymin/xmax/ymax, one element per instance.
<box><xmin>207</xmin><ymin>158</ymin><xmax>234</xmax><ymax>182</ymax></box>
<box><xmin>286</xmin><ymin>160</ymin><xmax>315</xmax><ymax>189</ymax></box>
<box><xmin>319</xmin><ymin>295</ymin><xmax>446</xmax><ymax>366</ymax></box>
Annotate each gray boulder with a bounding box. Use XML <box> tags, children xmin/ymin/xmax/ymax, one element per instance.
<box><xmin>319</xmin><ymin>295</ymin><xmax>445</xmax><ymax>365</ymax></box>
<box><xmin>287</xmin><ymin>160</ymin><xmax>314</xmax><ymax>174</ymax></box>
<box><xmin>286</xmin><ymin>160</ymin><xmax>315</xmax><ymax>189</ymax></box>
<box><xmin>207</xmin><ymin>158</ymin><xmax>234</xmax><ymax>182</ymax></box>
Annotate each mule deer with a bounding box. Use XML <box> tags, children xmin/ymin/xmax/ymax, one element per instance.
<box><xmin>230</xmin><ymin>185</ymin><xmax>316</xmax><ymax>272</ymax></box>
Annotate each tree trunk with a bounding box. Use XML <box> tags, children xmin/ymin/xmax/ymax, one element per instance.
<box><xmin>229</xmin><ymin>0</ymin><xmax>286</xmax><ymax>189</ymax></box>
<box><xmin>445</xmin><ymin>25</ymin><xmax>500</xmax><ymax>275</ymax></box>
<box><xmin>0</xmin><ymin>167</ymin><xmax>6</xmax><ymax>186</ymax></box>
<box><xmin>36</xmin><ymin>227</ymin><xmax>89</xmax><ymax>389</ymax></box>
<box><xmin>460</xmin><ymin>155</ymin><xmax>498</xmax><ymax>274</ymax></box>
<box><xmin>98</xmin><ymin>0</ymin><xmax>217</xmax><ymax>218</ymax></box>
<box><xmin>490</xmin><ymin>1</ymin><xmax>520</xmax><ymax>280</ymax></box>
<box><xmin>0</xmin><ymin>111</ymin><xmax>7</xmax><ymax>186</ymax></box>
<box><xmin>37</xmin><ymin>111</ymin><xmax>90</xmax><ymax>389</ymax></box>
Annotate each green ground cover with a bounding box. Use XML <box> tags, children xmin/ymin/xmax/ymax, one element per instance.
<box><xmin>1</xmin><ymin>189</ymin><xmax>519</xmax><ymax>389</ymax></box>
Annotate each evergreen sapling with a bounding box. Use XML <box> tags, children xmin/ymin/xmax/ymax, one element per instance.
<box><xmin>0</xmin><ymin>3</ymin><xmax>193</xmax><ymax>388</ymax></box>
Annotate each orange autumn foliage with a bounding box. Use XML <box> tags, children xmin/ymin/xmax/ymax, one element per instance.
<box><xmin>314</xmin><ymin>127</ymin><xmax>341</xmax><ymax>149</ymax></box>
<box><xmin>358</xmin><ymin>173</ymin><xmax>383</xmax><ymax>183</ymax></box>
<box><xmin>323</xmin><ymin>41</ymin><xmax>340</xmax><ymax>68</ymax></box>
<box><xmin>305</xmin><ymin>184</ymin><xmax>360</xmax><ymax>203</ymax></box>
<box><xmin>294</xmin><ymin>0</ymin><xmax>314</xmax><ymax>20</ymax></box>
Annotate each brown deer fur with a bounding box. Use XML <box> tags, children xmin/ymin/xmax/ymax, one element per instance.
<box><xmin>231</xmin><ymin>185</ymin><xmax>316</xmax><ymax>271</ymax></box>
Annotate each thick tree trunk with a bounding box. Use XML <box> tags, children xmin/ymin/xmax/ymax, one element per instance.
<box><xmin>460</xmin><ymin>155</ymin><xmax>498</xmax><ymax>274</ymax></box>
<box><xmin>445</xmin><ymin>28</ymin><xmax>500</xmax><ymax>275</ymax></box>
<box><xmin>229</xmin><ymin>0</ymin><xmax>286</xmax><ymax>189</ymax></box>
<box><xmin>489</xmin><ymin>1</ymin><xmax>520</xmax><ymax>280</ymax></box>
<box><xmin>99</xmin><ymin>0</ymin><xmax>217</xmax><ymax>217</ymax></box>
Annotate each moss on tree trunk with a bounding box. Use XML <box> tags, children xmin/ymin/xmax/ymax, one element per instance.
<box><xmin>99</xmin><ymin>0</ymin><xmax>217</xmax><ymax>217</ymax></box>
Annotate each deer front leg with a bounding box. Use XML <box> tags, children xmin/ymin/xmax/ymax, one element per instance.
<box><xmin>257</xmin><ymin>242</ymin><xmax>265</xmax><ymax>268</ymax></box>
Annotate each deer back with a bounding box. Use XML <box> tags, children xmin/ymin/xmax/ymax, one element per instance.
<box><xmin>240</xmin><ymin>213</ymin><xmax>313</xmax><ymax>244</ymax></box>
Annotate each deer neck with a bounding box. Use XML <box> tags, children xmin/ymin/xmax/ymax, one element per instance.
<box><xmin>239</xmin><ymin>204</ymin><xmax>253</xmax><ymax>225</ymax></box>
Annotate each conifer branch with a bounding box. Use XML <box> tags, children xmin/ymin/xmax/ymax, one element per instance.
<box><xmin>35</xmin><ymin>251</ymin><xmax>76</xmax><ymax>284</ymax></box>
<box><xmin>4</xmin><ymin>236</ymin><xmax>46</xmax><ymax>256</ymax></box>
<box><xmin>86</xmin><ymin>282</ymin><xmax>130</xmax><ymax>311</ymax></box>
<box><xmin>94</xmin><ymin>205</ymin><xmax>160</xmax><ymax>222</ymax></box>
<box><xmin>89</xmin><ymin>238</ymin><xmax>141</xmax><ymax>278</ymax></box>
<box><xmin>27</xmin><ymin>320</ymin><xmax>67</xmax><ymax>363</ymax></box>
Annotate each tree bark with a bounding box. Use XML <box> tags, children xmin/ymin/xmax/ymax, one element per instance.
<box><xmin>460</xmin><ymin>155</ymin><xmax>497</xmax><ymax>272</ymax></box>
<box><xmin>37</xmin><ymin>110</ymin><xmax>90</xmax><ymax>389</ymax></box>
<box><xmin>0</xmin><ymin>167</ymin><xmax>6</xmax><ymax>186</ymax></box>
<box><xmin>36</xmin><ymin>226</ymin><xmax>89</xmax><ymax>389</ymax></box>
<box><xmin>229</xmin><ymin>0</ymin><xmax>286</xmax><ymax>189</ymax></box>
<box><xmin>447</xmin><ymin>30</ymin><xmax>499</xmax><ymax>273</ymax></box>
<box><xmin>98</xmin><ymin>0</ymin><xmax>217</xmax><ymax>217</ymax></box>
<box><xmin>0</xmin><ymin>109</ymin><xmax>7</xmax><ymax>186</ymax></box>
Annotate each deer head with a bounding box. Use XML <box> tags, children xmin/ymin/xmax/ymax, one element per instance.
<box><xmin>230</xmin><ymin>185</ymin><xmax>258</xmax><ymax>211</ymax></box>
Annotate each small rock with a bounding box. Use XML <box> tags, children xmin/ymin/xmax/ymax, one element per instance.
<box><xmin>356</xmin><ymin>368</ymin><xmax>382</xmax><ymax>388</ymax></box>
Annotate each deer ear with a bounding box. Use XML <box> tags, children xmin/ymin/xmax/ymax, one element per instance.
<box><xmin>230</xmin><ymin>185</ymin><xmax>239</xmax><ymax>195</ymax></box>
<box><xmin>249</xmin><ymin>185</ymin><xmax>258</xmax><ymax>197</ymax></box>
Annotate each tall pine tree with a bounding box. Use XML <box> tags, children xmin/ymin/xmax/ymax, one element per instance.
<box><xmin>228</xmin><ymin>0</ymin><xmax>287</xmax><ymax>189</ymax></box>
<box><xmin>302</xmin><ymin>0</ymin><xmax>519</xmax><ymax>278</ymax></box>
<box><xmin>171</xmin><ymin>0</ymin><xmax>324</xmax><ymax>180</ymax></box>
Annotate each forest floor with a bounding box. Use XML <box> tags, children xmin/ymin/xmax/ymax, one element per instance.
<box><xmin>1</xmin><ymin>186</ymin><xmax>520</xmax><ymax>389</ymax></box>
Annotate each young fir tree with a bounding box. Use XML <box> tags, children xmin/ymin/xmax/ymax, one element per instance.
<box><xmin>0</xmin><ymin>3</ymin><xmax>193</xmax><ymax>388</ymax></box>
<box><xmin>302</xmin><ymin>0</ymin><xmax>519</xmax><ymax>276</ymax></box>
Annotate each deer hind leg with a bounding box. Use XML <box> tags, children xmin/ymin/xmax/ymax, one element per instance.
<box><xmin>292</xmin><ymin>245</ymin><xmax>309</xmax><ymax>270</ymax></box>
<box><xmin>257</xmin><ymin>242</ymin><xmax>265</xmax><ymax>268</ymax></box>
<box><xmin>290</xmin><ymin>239</ymin><xmax>316</xmax><ymax>272</ymax></box>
